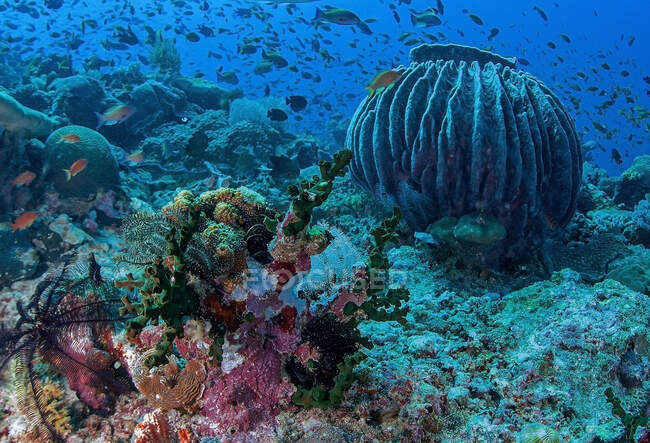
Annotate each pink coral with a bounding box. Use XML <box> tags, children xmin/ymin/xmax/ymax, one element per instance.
<box><xmin>201</xmin><ymin>344</ymin><xmax>295</xmax><ymax>435</ymax></box>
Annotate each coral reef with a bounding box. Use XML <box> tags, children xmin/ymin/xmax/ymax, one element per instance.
<box><xmin>45</xmin><ymin>125</ymin><xmax>120</xmax><ymax>198</ymax></box>
<box><xmin>614</xmin><ymin>155</ymin><xmax>650</xmax><ymax>209</ymax></box>
<box><xmin>346</xmin><ymin>43</ymin><xmax>582</xmax><ymax>261</ymax></box>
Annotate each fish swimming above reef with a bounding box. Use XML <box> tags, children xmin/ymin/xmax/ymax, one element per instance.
<box><xmin>60</xmin><ymin>133</ymin><xmax>81</xmax><ymax>143</ymax></box>
<box><xmin>11</xmin><ymin>211</ymin><xmax>38</xmax><ymax>231</ymax></box>
<box><xmin>286</xmin><ymin>95</ymin><xmax>308</xmax><ymax>112</ymax></box>
<box><xmin>314</xmin><ymin>7</ymin><xmax>372</xmax><ymax>35</ymax></box>
<box><xmin>366</xmin><ymin>70</ymin><xmax>402</xmax><ymax>96</ymax></box>
<box><xmin>10</xmin><ymin>170</ymin><xmax>36</xmax><ymax>188</ymax></box>
<box><xmin>267</xmin><ymin>108</ymin><xmax>288</xmax><ymax>121</ymax></box>
<box><xmin>94</xmin><ymin>104</ymin><xmax>135</xmax><ymax>129</ymax></box>
<box><xmin>63</xmin><ymin>158</ymin><xmax>88</xmax><ymax>181</ymax></box>
<box><xmin>410</xmin><ymin>8</ymin><xmax>442</xmax><ymax>27</ymax></box>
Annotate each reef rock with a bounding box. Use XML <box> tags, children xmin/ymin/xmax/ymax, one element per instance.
<box><xmin>172</xmin><ymin>76</ymin><xmax>242</xmax><ymax>110</ymax></box>
<box><xmin>49</xmin><ymin>75</ymin><xmax>111</xmax><ymax>128</ymax></box>
<box><xmin>614</xmin><ymin>155</ymin><xmax>650</xmax><ymax>209</ymax></box>
<box><xmin>45</xmin><ymin>125</ymin><xmax>120</xmax><ymax>198</ymax></box>
<box><xmin>122</xmin><ymin>80</ymin><xmax>186</xmax><ymax>138</ymax></box>
<box><xmin>346</xmin><ymin>43</ymin><xmax>582</xmax><ymax>260</ymax></box>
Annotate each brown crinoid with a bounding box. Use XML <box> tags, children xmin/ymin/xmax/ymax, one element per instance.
<box><xmin>0</xmin><ymin>254</ymin><xmax>133</xmax><ymax>441</ymax></box>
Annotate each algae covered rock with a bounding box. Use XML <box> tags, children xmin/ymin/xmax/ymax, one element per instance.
<box><xmin>614</xmin><ymin>155</ymin><xmax>650</xmax><ymax>209</ymax></box>
<box><xmin>346</xmin><ymin>43</ymin><xmax>582</xmax><ymax>260</ymax></box>
<box><xmin>45</xmin><ymin>125</ymin><xmax>120</xmax><ymax>197</ymax></box>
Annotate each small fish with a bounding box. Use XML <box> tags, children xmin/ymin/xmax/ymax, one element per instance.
<box><xmin>468</xmin><ymin>13</ymin><xmax>484</xmax><ymax>25</ymax></box>
<box><xmin>60</xmin><ymin>133</ymin><xmax>81</xmax><ymax>143</ymax></box>
<box><xmin>11</xmin><ymin>170</ymin><xmax>36</xmax><ymax>188</ymax></box>
<box><xmin>63</xmin><ymin>158</ymin><xmax>88</xmax><ymax>181</ymax></box>
<box><xmin>532</xmin><ymin>5</ymin><xmax>548</xmax><ymax>21</ymax></box>
<box><xmin>94</xmin><ymin>104</ymin><xmax>135</xmax><ymax>129</ymax></box>
<box><xmin>126</xmin><ymin>150</ymin><xmax>145</xmax><ymax>164</ymax></box>
<box><xmin>366</xmin><ymin>70</ymin><xmax>402</xmax><ymax>96</ymax></box>
<box><xmin>286</xmin><ymin>95</ymin><xmax>308</xmax><ymax>112</ymax></box>
<box><xmin>410</xmin><ymin>9</ymin><xmax>442</xmax><ymax>27</ymax></box>
<box><xmin>267</xmin><ymin>108</ymin><xmax>288</xmax><ymax>121</ymax></box>
<box><xmin>314</xmin><ymin>7</ymin><xmax>372</xmax><ymax>34</ymax></box>
<box><xmin>611</xmin><ymin>148</ymin><xmax>623</xmax><ymax>165</ymax></box>
<box><xmin>185</xmin><ymin>32</ymin><xmax>200</xmax><ymax>42</ymax></box>
<box><xmin>11</xmin><ymin>211</ymin><xmax>38</xmax><ymax>232</ymax></box>
<box><xmin>217</xmin><ymin>68</ymin><xmax>239</xmax><ymax>85</ymax></box>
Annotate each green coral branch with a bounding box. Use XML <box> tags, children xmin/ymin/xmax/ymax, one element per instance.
<box><xmin>345</xmin><ymin>207</ymin><xmax>410</xmax><ymax>325</ymax></box>
<box><xmin>283</xmin><ymin>149</ymin><xmax>352</xmax><ymax>237</ymax></box>
<box><xmin>120</xmin><ymin>204</ymin><xmax>201</xmax><ymax>367</ymax></box>
<box><xmin>604</xmin><ymin>387</ymin><xmax>648</xmax><ymax>442</ymax></box>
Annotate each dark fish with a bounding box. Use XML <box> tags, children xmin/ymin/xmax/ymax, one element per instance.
<box><xmin>532</xmin><ymin>5</ymin><xmax>548</xmax><ymax>21</ymax></box>
<box><xmin>88</xmin><ymin>253</ymin><xmax>104</xmax><ymax>286</ymax></box>
<box><xmin>286</xmin><ymin>95</ymin><xmax>308</xmax><ymax>112</ymax></box>
<box><xmin>185</xmin><ymin>32</ymin><xmax>200</xmax><ymax>42</ymax></box>
<box><xmin>611</xmin><ymin>148</ymin><xmax>622</xmax><ymax>165</ymax></box>
<box><xmin>267</xmin><ymin>108</ymin><xmax>288</xmax><ymax>121</ymax></box>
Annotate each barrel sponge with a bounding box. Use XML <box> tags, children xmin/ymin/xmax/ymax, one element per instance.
<box><xmin>346</xmin><ymin>43</ymin><xmax>582</xmax><ymax>257</ymax></box>
<box><xmin>45</xmin><ymin>125</ymin><xmax>120</xmax><ymax>198</ymax></box>
<box><xmin>0</xmin><ymin>91</ymin><xmax>58</xmax><ymax>138</ymax></box>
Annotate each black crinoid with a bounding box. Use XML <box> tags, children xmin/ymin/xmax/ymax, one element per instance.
<box><xmin>0</xmin><ymin>253</ymin><xmax>134</xmax><ymax>441</ymax></box>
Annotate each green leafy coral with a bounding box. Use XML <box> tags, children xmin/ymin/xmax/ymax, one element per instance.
<box><xmin>120</xmin><ymin>204</ymin><xmax>201</xmax><ymax>368</ymax></box>
<box><xmin>344</xmin><ymin>207</ymin><xmax>410</xmax><ymax>325</ymax></box>
<box><xmin>281</xmin><ymin>149</ymin><xmax>352</xmax><ymax>237</ymax></box>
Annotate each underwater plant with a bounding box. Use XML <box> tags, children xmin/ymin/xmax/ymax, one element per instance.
<box><xmin>0</xmin><ymin>254</ymin><xmax>133</xmax><ymax>441</ymax></box>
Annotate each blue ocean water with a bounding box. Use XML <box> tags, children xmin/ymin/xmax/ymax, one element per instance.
<box><xmin>1</xmin><ymin>0</ymin><xmax>650</xmax><ymax>441</ymax></box>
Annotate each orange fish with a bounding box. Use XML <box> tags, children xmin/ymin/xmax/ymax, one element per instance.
<box><xmin>11</xmin><ymin>211</ymin><xmax>38</xmax><ymax>231</ymax></box>
<box><xmin>60</xmin><ymin>133</ymin><xmax>81</xmax><ymax>143</ymax></box>
<box><xmin>63</xmin><ymin>158</ymin><xmax>88</xmax><ymax>181</ymax></box>
<box><xmin>10</xmin><ymin>170</ymin><xmax>36</xmax><ymax>188</ymax></box>
<box><xmin>126</xmin><ymin>150</ymin><xmax>145</xmax><ymax>164</ymax></box>
<box><xmin>95</xmin><ymin>104</ymin><xmax>135</xmax><ymax>129</ymax></box>
<box><xmin>366</xmin><ymin>70</ymin><xmax>402</xmax><ymax>96</ymax></box>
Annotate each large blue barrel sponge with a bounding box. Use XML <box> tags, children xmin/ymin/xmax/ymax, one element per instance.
<box><xmin>346</xmin><ymin>43</ymin><xmax>582</xmax><ymax>257</ymax></box>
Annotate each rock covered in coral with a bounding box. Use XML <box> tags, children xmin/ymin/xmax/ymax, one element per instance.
<box><xmin>0</xmin><ymin>225</ymin><xmax>39</xmax><ymax>286</ymax></box>
<box><xmin>121</xmin><ymin>80</ymin><xmax>187</xmax><ymax>139</ymax></box>
<box><xmin>359</xmin><ymin>246</ymin><xmax>650</xmax><ymax>441</ymax></box>
<box><xmin>48</xmin><ymin>75</ymin><xmax>110</xmax><ymax>127</ymax></box>
<box><xmin>45</xmin><ymin>125</ymin><xmax>120</xmax><ymax>197</ymax></box>
<box><xmin>172</xmin><ymin>76</ymin><xmax>242</xmax><ymax>110</ymax></box>
<box><xmin>346</xmin><ymin>43</ymin><xmax>582</xmax><ymax>260</ymax></box>
<box><xmin>614</xmin><ymin>155</ymin><xmax>650</xmax><ymax>209</ymax></box>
